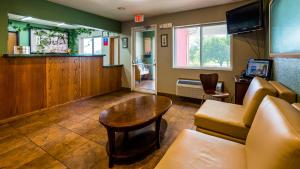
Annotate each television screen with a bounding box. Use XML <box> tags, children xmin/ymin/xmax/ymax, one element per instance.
<box><xmin>246</xmin><ymin>59</ymin><xmax>272</xmax><ymax>79</ymax></box>
<box><xmin>226</xmin><ymin>1</ymin><xmax>263</xmax><ymax>34</ymax></box>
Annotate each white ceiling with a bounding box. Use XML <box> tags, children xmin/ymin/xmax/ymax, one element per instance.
<box><xmin>48</xmin><ymin>0</ymin><xmax>246</xmax><ymax>21</ymax></box>
<box><xmin>8</xmin><ymin>13</ymin><xmax>105</xmax><ymax>31</ymax></box>
<box><xmin>9</xmin><ymin>13</ymin><xmax>79</xmax><ymax>29</ymax></box>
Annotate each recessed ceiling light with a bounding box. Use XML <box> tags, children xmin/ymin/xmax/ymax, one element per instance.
<box><xmin>117</xmin><ymin>7</ymin><xmax>126</xmax><ymax>10</ymax></box>
<box><xmin>57</xmin><ymin>23</ymin><xmax>65</xmax><ymax>26</ymax></box>
<box><xmin>21</xmin><ymin>17</ymin><xmax>32</xmax><ymax>21</ymax></box>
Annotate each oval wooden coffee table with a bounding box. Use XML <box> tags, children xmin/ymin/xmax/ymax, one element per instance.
<box><xmin>99</xmin><ymin>95</ymin><xmax>172</xmax><ymax>168</ymax></box>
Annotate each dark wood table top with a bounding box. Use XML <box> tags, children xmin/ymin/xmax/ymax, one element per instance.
<box><xmin>99</xmin><ymin>95</ymin><xmax>172</xmax><ymax>130</ymax></box>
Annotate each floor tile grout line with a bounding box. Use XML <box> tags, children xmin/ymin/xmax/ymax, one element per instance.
<box><xmin>2</xmin><ymin>92</ymin><xmax>199</xmax><ymax>169</ymax></box>
<box><xmin>7</xmin><ymin>123</ymin><xmax>70</xmax><ymax>169</ymax></box>
<box><xmin>54</xmin><ymin>121</ymin><xmax>107</xmax><ymax>147</ymax></box>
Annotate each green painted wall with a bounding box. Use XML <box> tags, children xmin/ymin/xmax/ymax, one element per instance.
<box><xmin>0</xmin><ymin>0</ymin><xmax>121</xmax><ymax>55</ymax></box>
<box><xmin>9</xmin><ymin>21</ymin><xmax>30</xmax><ymax>46</ymax></box>
<box><xmin>143</xmin><ymin>31</ymin><xmax>155</xmax><ymax>58</ymax></box>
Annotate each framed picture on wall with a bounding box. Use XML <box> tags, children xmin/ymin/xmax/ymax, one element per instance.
<box><xmin>161</xmin><ymin>34</ymin><xmax>168</xmax><ymax>47</ymax></box>
<box><xmin>30</xmin><ymin>28</ymin><xmax>69</xmax><ymax>54</ymax></box>
<box><xmin>269</xmin><ymin>0</ymin><xmax>300</xmax><ymax>58</ymax></box>
<box><xmin>122</xmin><ymin>37</ymin><xmax>128</xmax><ymax>48</ymax></box>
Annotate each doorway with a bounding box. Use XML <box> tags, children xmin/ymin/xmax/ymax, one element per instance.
<box><xmin>131</xmin><ymin>26</ymin><xmax>157</xmax><ymax>94</ymax></box>
<box><xmin>109</xmin><ymin>37</ymin><xmax>120</xmax><ymax>65</ymax></box>
<box><xmin>7</xmin><ymin>32</ymin><xmax>18</xmax><ymax>54</ymax></box>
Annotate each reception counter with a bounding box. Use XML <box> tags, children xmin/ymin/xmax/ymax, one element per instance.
<box><xmin>0</xmin><ymin>54</ymin><xmax>123</xmax><ymax>122</ymax></box>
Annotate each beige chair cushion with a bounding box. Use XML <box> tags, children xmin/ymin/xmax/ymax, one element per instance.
<box><xmin>242</xmin><ymin>77</ymin><xmax>277</xmax><ymax>126</ymax></box>
<box><xmin>194</xmin><ymin>100</ymin><xmax>249</xmax><ymax>140</ymax></box>
<box><xmin>292</xmin><ymin>103</ymin><xmax>300</xmax><ymax>111</ymax></box>
<box><xmin>154</xmin><ymin>129</ymin><xmax>246</xmax><ymax>169</ymax></box>
<box><xmin>196</xmin><ymin>128</ymin><xmax>245</xmax><ymax>144</ymax></box>
<box><xmin>246</xmin><ymin>96</ymin><xmax>300</xmax><ymax>169</ymax></box>
<box><xmin>269</xmin><ymin>81</ymin><xmax>297</xmax><ymax>103</ymax></box>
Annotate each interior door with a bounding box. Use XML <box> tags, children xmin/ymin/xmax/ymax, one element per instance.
<box><xmin>109</xmin><ymin>38</ymin><xmax>115</xmax><ymax>65</ymax></box>
<box><xmin>131</xmin><ymin>26</ymin><xmax>157</xmax><ymax>94</ymax></box>
<box><xmin>8</xmin><ymin>32</ymin><xmax>18</xmax><ymax>54</ymax></box>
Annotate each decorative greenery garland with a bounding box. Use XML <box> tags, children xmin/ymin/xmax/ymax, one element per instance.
<box><xmin>8</xmin><ymin>21</ymin><xmax>93</xmax><ymax>54</ymax></box>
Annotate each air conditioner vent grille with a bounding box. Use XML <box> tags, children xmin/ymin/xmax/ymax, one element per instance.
<box><xmin>177</xmin><ymin>80</ymin><xmax>201</xmax><ymax>86</ymax></box>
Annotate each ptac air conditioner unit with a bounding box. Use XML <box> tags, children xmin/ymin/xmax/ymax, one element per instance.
<box><xmin>176</xmin><ymin>79</ymin><xmax>224</xmax><ymax>100</ymax></box>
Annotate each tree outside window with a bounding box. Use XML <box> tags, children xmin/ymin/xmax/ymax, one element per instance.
<box><xmin>174</xmin><ymin>23</ymin><xmax>231</xmax><ymax>69</ymax></box>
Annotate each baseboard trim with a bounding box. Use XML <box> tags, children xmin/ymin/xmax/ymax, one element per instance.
<box><xmin>0</xmin><ymin>89</ymin><xmax>129</xmax><ymax>125</ymax></box>
<box><xmin>157</xmin><ymin>92</ymin><xmax>202</xmax><ymax>104</ymax></box>
<box><xmin>120</xmin><ymin>87</ymin><xmax>131</xmax><ymax>92</ymax></box>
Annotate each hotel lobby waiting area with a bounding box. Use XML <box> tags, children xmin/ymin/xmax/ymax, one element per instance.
<box><xmin>1</xmin><ymin>0</ymin><xmax>300</xmax><ymax>169</ymax></box>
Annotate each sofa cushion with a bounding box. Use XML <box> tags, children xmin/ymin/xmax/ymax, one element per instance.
<box><xmin>242</xmin><ymin>77</ymin><xmax>277</xmax><ymax>126</ymax></box>
<box><xmin>194</xmin><ymin>100</ymin><xmax>249</xmax><ymax>140</ymax></box>
<box><xmin>292</xmin><ymin>103</ymin><xmax>300</xmax><ymax>111</ymax></box>
<box><xmin>155</xmin><ymin>129</ymin><xmax>246</xmax><ymax>169</ymax></box>
<box><xmin>269</xmin><ymin>81</ymin><xmax>297</xmax><ymax>103</ymax></box>
<box><xmin>246</xmin><ymin>96</ymin><xmax>300</xmax><ymax>169</ymax></box>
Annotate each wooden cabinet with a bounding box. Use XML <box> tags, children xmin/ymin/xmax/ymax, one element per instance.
<box><xmin>234</xmin><ymin>76</ymin><xmax>251</xmax><ymax>105</ymax></box>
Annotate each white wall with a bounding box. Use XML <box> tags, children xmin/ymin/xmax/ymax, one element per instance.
<box><xmin>135</xmin><ymin>32</ymin><xmax>144</xmax><ymax>61</ymax></box>
<box><xmin>120</xmin><ymin>0</ymin><xmax>265</xmax><ymax>96</ymax></box>
<box><xmin>114</xmin><ymin>38</ymin><xmax>119</xmax><ymax>64</ymax></box>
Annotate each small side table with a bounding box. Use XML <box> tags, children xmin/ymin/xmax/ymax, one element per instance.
<box><xmin>234</xmin><ymin>76</ymin><xmax>251</xmax><ymax>105</ymax></box>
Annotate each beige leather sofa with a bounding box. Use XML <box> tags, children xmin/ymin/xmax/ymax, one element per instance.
<box><xmin>269</xmin><ymin>81</ymin><xmax>297</xmax><ymax>103</ymax></box>
<box><xmin>155</xmin><ymin>96</ymin><xmax>300</xmax><ymax>169</ymax></box>
<box><xmin>194</xmin><ymin>77</ymin><xmax>277</xmax><ymax>143</ymax></box>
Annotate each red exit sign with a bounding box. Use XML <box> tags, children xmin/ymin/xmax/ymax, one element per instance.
<box><xmin>134</xmin><ymin>15</ymin><xmax>144</xmax><ymax>23</ymax></box>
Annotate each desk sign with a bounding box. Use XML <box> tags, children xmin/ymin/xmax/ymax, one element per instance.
<box><xmin>103</xmin><ymin>37</ymin><xmax>109</xmax><ymax>46</ymax></box>
<box><xmin>135</xmin><ymin>15</ymin><xmax>144</xmax><ymax>23</ymax></box>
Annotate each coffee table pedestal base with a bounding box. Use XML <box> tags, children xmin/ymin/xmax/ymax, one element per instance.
<box><xmin>106</xmin><ymin>117</ymin><xmax>162</xmax><ymax>168</ymax></box>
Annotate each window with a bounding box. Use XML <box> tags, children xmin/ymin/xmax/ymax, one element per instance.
<box><xmin>81</xmin><ymin>37</ymin><xmax>102</xmax><ymax>55</ymax></box>
<box><xmin>93</xmin><ymin>37</ymin><xmax>102</xmax><ymax>54</ymax></box>
<box><xmin>173</xmin><ymin>23</ymin><xmax>232</xmax><ymax>70</ymax></box>
<box><xmin>83</xmin><ymin>38</ymin><xmax>93</xmax><ymax>54</ymax></box>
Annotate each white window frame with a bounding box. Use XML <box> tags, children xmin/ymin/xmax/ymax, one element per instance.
<box><xmin>80</xmin><ymin>36</ymin><xmax>102</xmax><ymax>55</ymax></box>
<box><xmin>93</xmin><ymin>36</ymin><xmax>103</xmax><ymax>55</ymax></box>
<box><xmin>172</xmin><ymin>22</ymin><xmax>233</xmax><ymax>71</ymax></box>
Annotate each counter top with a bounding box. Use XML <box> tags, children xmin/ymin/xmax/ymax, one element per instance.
<box><xmin>3</xmin><ymin>54</ymin><xmax>106</xmax><ymax>58</ymax></box>
<box><xmin>103</xmin><ymin>64</ymin><xmax>123</xmax><ymax>68</ymax></box>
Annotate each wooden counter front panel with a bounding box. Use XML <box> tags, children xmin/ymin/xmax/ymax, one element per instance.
<box><xmin>101</xmin><ymin>67</ymin><xmax>122</xmax><ymax>94</ymax></box>
<box><xmin>46</xmin><ymin>57</ymin><xmax>81</xmax><ymax>107</ymax></box>
<box><xmin>0</xmin><ymin>58</ymin><xmax>46</xmax><ymax>119</ymax></box>
<box><xmin>81</xmin><ymin>57</ymin><xmax>103</xmax><ymax>97</ymax></box>
<box><xmin>0</xmin><ymin>56</ymin><xmax>122</xmax><ymax>121</ymax></box>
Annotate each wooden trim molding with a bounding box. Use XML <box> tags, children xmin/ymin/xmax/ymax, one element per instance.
<box><xmin>270</xmin><ymin>53</ymin><xmax>300</xmax><ymax>58</ymax></box>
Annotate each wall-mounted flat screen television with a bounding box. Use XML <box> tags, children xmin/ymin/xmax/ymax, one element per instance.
<box><xmin>226</xmin><ymin>1</ymin><xmax>264</xmax><ymax>34</ymax></box>
<box><xmin>246</xmin><ymin>59</ymin><xmax>272</xmax><ymax>80</ymax></box>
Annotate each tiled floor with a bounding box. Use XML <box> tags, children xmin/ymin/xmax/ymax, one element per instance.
<box><xmin>135</xmin><ymin>80</ymin><xmax>155</xmax><ymax>91</ymax></box>
<box><xmin>0</xmin><ymin>91</ymin><xmax>200</xmax><ymax>169</ymax></box>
